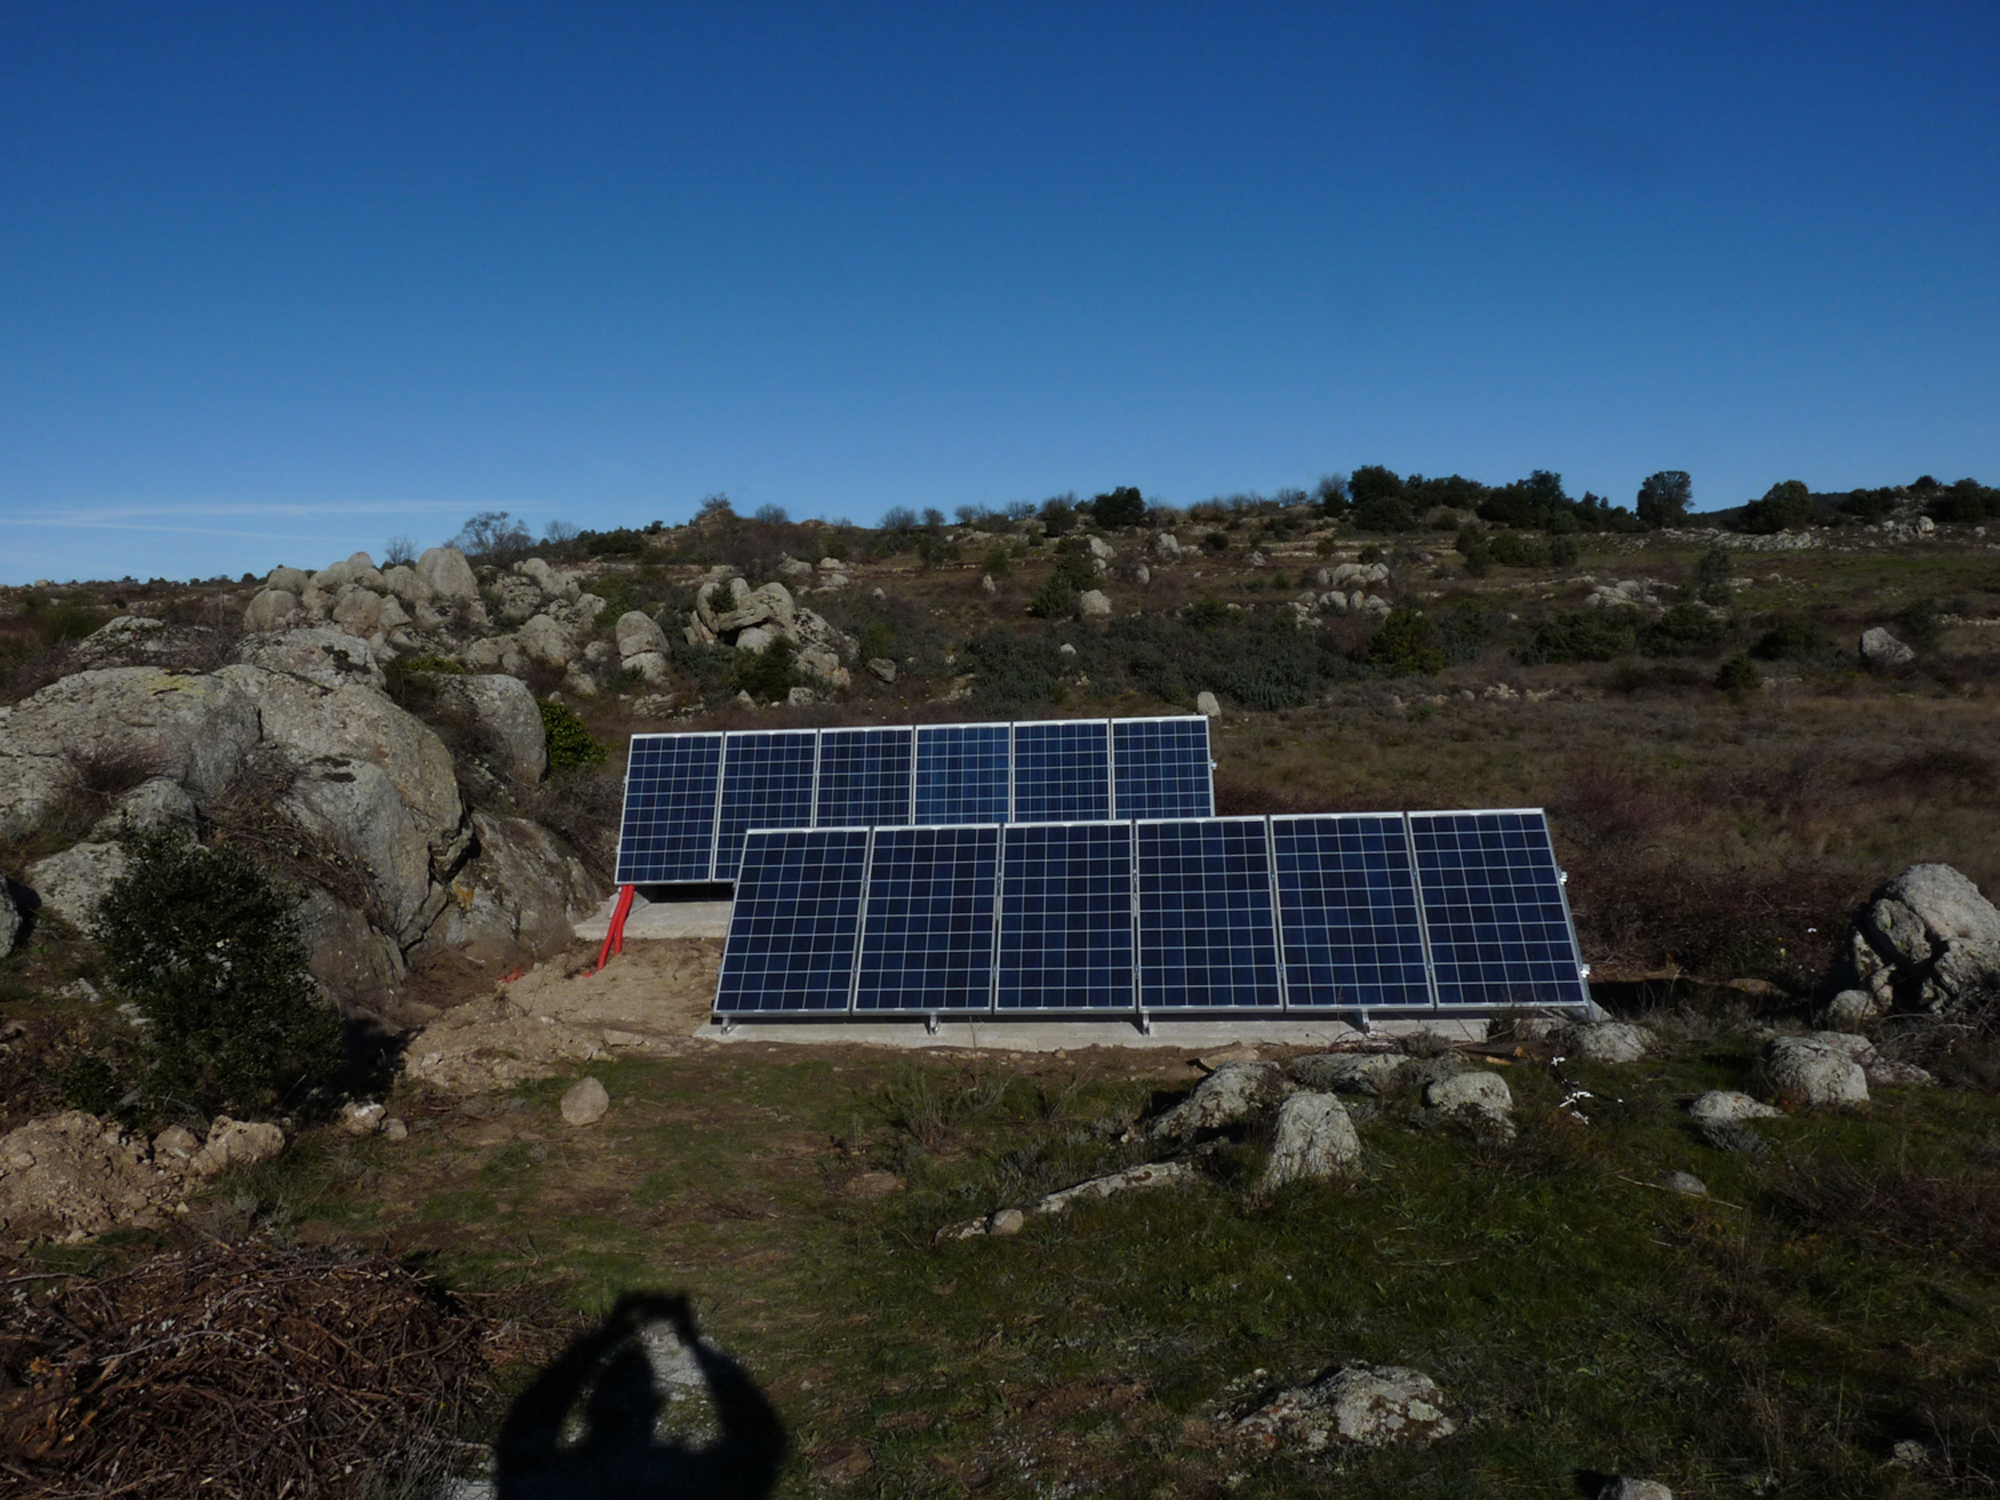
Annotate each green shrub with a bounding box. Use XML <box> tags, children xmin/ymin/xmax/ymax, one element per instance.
<box><xmin>1532</xmin><ymin>609</ymin><xmax>1639</xmax><ymax>663</ymax></box>
<box><xmin>734</xmin><ymin>636</ymin><xmax>799</xmax><ymax>702</ymax></box>
<box><xmin>1684</xmin><ymin>546</ymin><xmax>1735</xmax><ymax>605</ymax></box>
<box><xmin>1487</xmin><ymin>530</ymin><xmax>1549</xmax><ymax>568</ymax></box>
<box><xmin>1897</xmin><ymin>598</ymin><xmax>1945</xmax><ymax>652</ymax></box>
<box><xmin>1455</xmin><ymin>525</ymin><xmax>1491</xmax><ymax>578</ymax></box>
<box><xmin>1715</xmin><ymin>652</ymin><xmax>1761</xmax><ymax>693</ymax></box>
<box><xmin>94</xmin><ymin>825</ymin><xmax>344</xmax><ymax>1115</ymax></box>
<box><xmin>1638</xmin><ymin>601</ymin><xmax>1728</xmax><ymax>657</ymax></box>
<box><xmin>1365</xmin><ymin>606</ymin><xmax>1445</xmax><ymax>677</ymax></box>
<box><xmin>1201</xmin><ymin>531</ymin><xmax>1229</xmax><ymax>554</ymax></box>
<box><xmin>1751</xmin><ymin>614</ymin><xmax>1833</xmax><ymax>661</ymax></box>
<box><xmin>538</xmin><ymin>699</ymin><xmax>608</xmax><ymax>768</ymax></box>
<box><xmin>1548</xmin><ymin>534</ymin><xmax>1580</xmax><ymax>568</ymax></box>
<box><xmin>981</xmin><ymin>545</ymin><xmax>1013</xmax><ymax>580</ymax></box>
<box><xmin>1025</xmin><ymin>550</ymin><xmax>1096</xmax><ymax>619</ymax></box>
<box><xmin>1350</xmin><ymin>496</ymin><xmax>1418</xmax><ymax>533</ymax></box>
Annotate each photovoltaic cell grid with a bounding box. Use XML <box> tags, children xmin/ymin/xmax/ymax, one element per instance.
<box><xmin>1012</xmin><ymin>721</ymin><xmax>1112</xmax><ymax>823</ymax></box>
<box><xmin>616</xmin><ymin>717</ymin><xmax>1211</xmax><ymax>884</ymax></box>
<box><xmin>1136</xmin><ymin>819</ymin><xmax>1281</xmax><ymax>1008</ymax></box>
<box><xmin>711</xmin><ymin>731</ymin><xmax>818</xmax><ymax>881</ymax></box>
<box><xmin>855</xmin><ymin>826</ymin><xmax>1001</xmax><ymax>1011</ymax></box>
<box><xmin>913</xmin><ymin>724</ymin><xmax>1010</xmax><ymax>825</ymax></box>
<box><xmin>996</xmin><ymin>823</ymin><xmax>1135</xmax><ymax>1011</ymax></box>
<box><xmin>712</xmin><ymin>810</ymin><xmax>1590</xmax><ymax>1020</ymax></box>
<box><xmin>816</xmin><ymin>727</ymin><xmax>914</xmax><ymax>828</ymax></box>
<box><xmin>1272</xmin><ymin>814</ymin><xmax>1433</xmax><ymax>1011</ymax></box>
<box><xmin>1410</xmin><ymin>811</ymin><xmax>1590</xmax><ymax>1010</ymax></box>
<box><xmin>613</xmin><ymin>733</ymin><xmax>723</xmax><ymax>884</ymax></box>
<box><xmin>1113</xmin><ymin>718</ymin><xmax>1215</xmax><ymax>821</ymax></box>
<box><xmin>713</xmin><ymin>829</ymin><xmax>869</xmax><ymax>1013</ymax></box>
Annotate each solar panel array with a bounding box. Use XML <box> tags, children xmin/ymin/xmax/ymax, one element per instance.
<box><xmin>713</xmin><ymin>810</ymin><xmax>1592</xmax><ymax>1020</ymax></box>
<box><xmin>614</xmin><ymin>716</ymin><xmax>1214</xmax><ymax>884</ymax></box>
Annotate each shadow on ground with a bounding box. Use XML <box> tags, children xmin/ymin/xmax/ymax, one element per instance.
<box><xmin>494</xmin><ymin>1291</ymin><xmax>787</xmax><ymax>1500</ymax></box>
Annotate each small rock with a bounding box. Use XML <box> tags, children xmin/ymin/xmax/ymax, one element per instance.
<box><xmin>1600</xmin><ymin>1481</ymin><xmax>1674</xmax><ymax>1500</ymax></box>
<box><xmin>381</xmin><ymin>1118</ymin><xmax>409</xmax><ymax>1142</ymax></box>
<box><xmin>988</xmin><ymin>1207</ymin><xmax>1026</xmax><ymax>1237</ymax></box>
<box><xmin>980</xmin><ymin>573</ymin><xmax>996</xmax><ymax>594</ymax></box>
<box><xmin>1819</xmin><ymin>988</ymin><xmax>1880</xmax><ymax>1031</ymax></box>
<box><xmin>1076</xmin><ymin>589</ymin><xmax>1112</xmax><ymax>618</ymax></box>
<box><xmin>1559</xmin><ymin>1021</ymin><xmax>1653</xmax><ymax>1064</ymax></box>
<box><xmin>1423</xmin><ymin>1071</ymin><xmax>1514</xmax><ymax>1137</ymax></box>
<box><xmin>1860</xmin><ymin>626</ymin><xmax>1916</xmax><ymax>668</ymax></box>
<box><xmin>1288</xmin><ymin>1052</ymin><xmax>1410</xmax><ymax>1095</ymax></box>
<box><xmin>1235</xmin><ymin>1364</ymin><xmax>1458</xmax><ymax>1452</ymax></box>
<box><xmin>189</xmin><ymin>1117</ymin><xmax>285</xmax><ymax>1178</ymax></box>
<box><xmin>867</xmin><ymin>657</ymin><xmax>897</xmax><ymax>683</ymax></box>
<box><xmin>1260</xmin><ymin>1093</ymin><xmax>1361</xmax><ymax>1192</ymax></box>
<box><xmin>1657</xmin><ymin>1170</ymin><xmax>1708</xmax><ymax>1197</ymax></box>
<box><xmin>1688</xmin><ymin>1090</ymin><xmax>1783</xmax><ymax>1122</ymax></box>
<box><xmin>1150</xmin><ymin>1062</ymin><xmax>1286</xmax><ymax>1140</ymax></box>
<box><xmin>1764</xmin><ymin>1035</ymin><xmax>1869</xmax><ymax>1107</ymax></box>
<box><xmin>339</xmin><ymin>1101</ymin><xmax>387</xmax><ymax>1136</ymax></box>
<box><xmin>1196</xmin><ymin>690</ymin><xmax>1221</xmax><ymax>719</ymax></box>
<box><xmin>152</xmin><ymin>1125</ymin><xmax>199</xmax><ymax>1159</ymax></box>
<box><xmin>561</xmin><ymin>1076</ymin><xmax>610</xmax><ymax>1126</ymax></box>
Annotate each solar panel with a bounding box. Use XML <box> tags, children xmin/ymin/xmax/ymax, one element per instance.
<box><xmin>995</xmin><ymin>822</ymin><xmax>1135</xmax><ymax>1012</ymax></box>
<box><xmin>1112</xmin><ymin>717</ymin><xmax>1214</xmax><ymax>820</ymax></box>
<box><xmin>853</xmin><ymin>825</ymin><xmax>1001</xmax><ymax>1012</ymax></box>
<box><xmin>1135</xmin><ymin>818</ymin><xmax>1282</xmax><ymax>1009</ymax></box>
<box><xmin>1272</xmin><ymin>814</ymin><xmax>1434</xmax><ymax>1011</ymax></box>
<box><xmin>815</xmin><ymin>726</ymin><xmax>915</xmax><ymax>827</ymax></box>
<box><xmin>1409</xmin><ymin>810</ymin><xmax>1589</xmax><ymax>1010</ymax></box>
<box><xmin>713</xmin><ymin>827</ymin><xmax>869</xmax><ymax>1014</ymax></box>
<box><xmin>712</xmin><ymin>730</ymin><xmax>819</xmax><ymax>881</ymax></box>
<box><xmin>613</xmin><ymin>733</ymin><xmax>724</xmax><ymax>883</ymax></box>
<box><xmin>1011</xmin><ymin>720</ymin><xmax>1111</xmax><ymax>823</ymax></box>
<box><xmin>913</xmin><ymin>723</ymin><xmax>1011</xmax><ymax>825</ymax></box>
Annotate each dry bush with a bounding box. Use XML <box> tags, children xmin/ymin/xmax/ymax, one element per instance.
<box><xmin>204</xmin><ymin>745</ymin><xmax>388</xmax><ymax>928</ymax></box>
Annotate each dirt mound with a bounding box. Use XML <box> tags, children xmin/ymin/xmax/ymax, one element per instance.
<box><xmin>404</xmin><ymin>938</ymin><xmax>722</xmax><ymax>1095</ymax></box>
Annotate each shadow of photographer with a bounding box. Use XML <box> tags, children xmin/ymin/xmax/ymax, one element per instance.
<box><xmin>494</xmin><ymin>1291</ymin><xmax>786</xmax><ymax>1499</ymax></box>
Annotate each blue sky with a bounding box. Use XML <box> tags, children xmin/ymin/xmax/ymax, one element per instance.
<box><xmin>3</xmin><ymin>2</ymin><xmax>1996</xmax><ymax>585</ymax></box>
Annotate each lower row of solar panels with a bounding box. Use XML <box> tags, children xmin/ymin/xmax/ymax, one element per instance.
<box><xmin>715</xmin><ymin>810</ymin><xmax>1592</xmax><ymax>1020</ymax></box>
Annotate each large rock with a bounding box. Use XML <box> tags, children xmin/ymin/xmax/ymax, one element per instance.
<box><xmin>1151</xmin><ymin>532</ymin><xmax>1183</xmax><ymax>560</ymax></box>
<box><xmin>415</xmin><ymin>546</ymin><xmax>478</xmax><ymax>605</ymax></box>
<box><xmin>267</xmin><ymin>565</ymin><xmax>311</xmax><ymax>595</ymax></box>
<box><xmin>1150</xmin><ymin>1062</ymin><xmax>1287</xmax><ymax>1140</ymax></box>
<box><xmin>87</xmin><ymin>776</ymin><xmax>196</xmax><ymax>840</ymax></box>
<box><xmin>1687</xmin><ymin>1090</ymin><xmax>1782</xmax><ymax>1123</ymax></box>
<box><xmin>234</xmin><ymin>627</ymin><xmax>385</xmax><ymax>690</ymax></box>
<box><xmin>615</xmin><ymin>611</ymin><xmax>670</xmax><ymax>660</ymax></box>
<box><xmin>296</xmin><ymin>889</ymin><xmax>407</xmax><ymax>1011</ymax></box>
<box><xmin>420</xmin><ymin>812</ymin><xmax>596</xmax><ymax>964</ymax></box>
<box><xmin>1260</xmin><ymin>1093</ymin><xmax>1361</xmax><ymax>1191</ymax></box>
<box><xmin>1860</xmin><ymin>626</ymin><xmax>1916</xmax><ymax>668</ymax></box>
<box><xmin>24</xmin><ymin>842</ymin><xmax>127</xmax><ymax>931</ymax></box>
<box><xmin>330</xmin><ymin>586</ymin><xmax>387</xmax><ymax>638</ymax></box>
<box><xmin>1</xmin><ymin>878</ymin><xmax>22</xmax><ymax>957</ymax></box>
<box><xmin>242</xmin><ymin>588</ymin><xmax>303</xmax><ymax>633</ymax></box>
<box><xmin>379</xmin><ymin>564</ymin><xmax>430</xmax><ymax>608</ymax></box>
<box><xmin>431</xmin><ymin>673</ymin><xmax>548</xmax><ymax>787</ymax></box>
<box><xmin>1235</xmin><ymin>1364</ymin><xmax>1458</xmax><ymax>1452</ymax></box>
<box><xmin>561</xmin><ymin>1076</ymin><xmax>610</xmax><ymax>1126</ymax></box>
<box><xmin>1076</xmin><ymin>589</ymin><xmax>1113</xmax><ymax>618</ymax></box>
<box><xmin>215</xmin><ymin>667</ymin><xmax>470</xmax><ymax>945</ymax></box>
<box><xmin>1764</xmin><ymin>1035</ymin><xmax>1869</xmax><ymax>1107</ymax></box>
<box><xmin>1851</xmin><ymin>863</ymin><xmax>2000</xmax><ymax>1014</ymax></box>
<box><xmin>517</xmin><ymin>613</ymin><xmax>576</xmax><ymax>667</ymax></box>
<box><xmin>0</xmin><ymin>668</ymin><xmax>261</xmax><ymax>840</ymax></box>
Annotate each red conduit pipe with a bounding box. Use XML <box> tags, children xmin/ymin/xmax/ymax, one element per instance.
<box><xmin>593</xmin><ymin>884</ymin><xmax>636</xmax><ymax>973</ymax></box>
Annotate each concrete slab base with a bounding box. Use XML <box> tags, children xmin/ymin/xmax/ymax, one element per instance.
<box><xmin>575</xmin><ymin>892</ymin><xmax>732</xmax><ymax>942</ymax></box>
<box><xmin>693</xmin><ymin>1016</ymin><xmax>1490</xmax><ymax>1051</ymax></box>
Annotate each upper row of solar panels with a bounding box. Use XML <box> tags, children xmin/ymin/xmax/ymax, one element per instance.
<box><xmin>614</xmin><ymin>716</ymin><xmax>1213</xmax><ymax>884</ymax></box>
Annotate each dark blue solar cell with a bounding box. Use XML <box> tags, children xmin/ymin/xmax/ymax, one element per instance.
<box><xmin>854</xmin><ymin>825</ymin><xmax>1001</xmax><ymax>1011</ymax></box>
<box><xmin>712</xmin><ymin>731</ymin><xmax>818</xmax><ymax>881</ymax></box>
<box><xmin>714</xmin><ymin>828</ymin><xmax>869</xmax><ymax>1014</ymax></box>
<box><xmin>815</xmin><ymin>726</ymin><xmax>914</xmax><ymax>827</ymax></box>
<box><xmin>1272</xmin><ymin>814</ymin><xmax>1434</xmax><ymax>1011</ymax></box>
<box><xmin>1113</xmin><ymin>717</ymin><xmax>1214</xmax><ymax>821</ymax></box>
<box><xmin>996</xmin><ymin>823</ymin><xmax>1134</xmax><ymax>1011</ymax></box>
<box><xmin>1409</xmin><ymin>810</ymin><xmax>1589</xmax><ymax>1009</ymax></box>
<box><xmin>1135</xmin><ymin>818</ymin><xmax>1281</xmax><ymax>1008</ymax></box>
<box><xmin>913</xmin><ymin>723</ymin><xmax>1011</xmax><ymax>824</ymax></box>
<box><xmin>614</xmin><ymin>733</ymin><xmax>724</xmax><ymax>883</ymax></box>
<box><xmin>1011</xmin><ymin>720</ymin><xmax>1111</xmax><ymax>823</ymax></box>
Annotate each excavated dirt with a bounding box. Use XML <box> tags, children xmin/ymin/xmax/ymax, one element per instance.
<box><xmin>403</xmin><ymin>937</ymin><xmax>722</xmax><ymax>1095</ymax></box>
